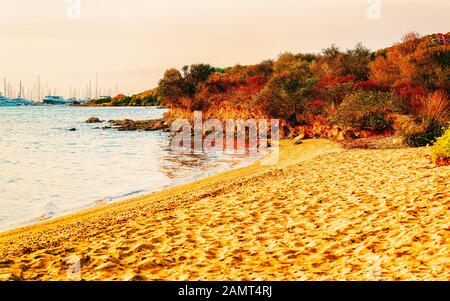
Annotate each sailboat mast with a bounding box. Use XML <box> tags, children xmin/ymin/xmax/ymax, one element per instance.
<box><xmin>38</xmin><ymin>75</ymin><xmax>41</xmax><ymax>101</ymax></box>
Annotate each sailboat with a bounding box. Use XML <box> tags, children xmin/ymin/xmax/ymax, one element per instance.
<box><xmin>0</xmin><ymin>91</ymin><xmax>10</xmax><ymax>106</ymax></box>
<box><xmin>43</xmin><ymin>96</ymin><xmax>69</xmax><ymax>105</ymax></box>
<box><xmin>0</xmin><ymin>77</ymin><xmax>11</xmax><ymax>106</ymax></box>
<box><xmin>8</xmin><ymin>81</ymin><xmax>32</xmax><ymax>106</ymax></box>
<box><xmin>43</xmin><ymin>94</ymin><xmax>71</xmax><ymax>105</ymax></box>
<box><xmin>0</xmin><ymin>78</ymin><xmax>26</xmax><ymax>106</ymax></box>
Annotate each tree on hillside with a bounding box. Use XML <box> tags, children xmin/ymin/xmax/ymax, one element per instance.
<box><xmin>313</xmin><ymin>43</ymin><xmax>371</xmax><ymax>80</ymax></box>
<box><xmin>256</xmin><ymin>62</ymin><xmax>317</xmax><ymax>124</ymax></box>
<box><xmin>273</xmin><ymin>52</ymin><xmax>315</xmax><ymax>74</ymax></box>
<box><xmin>245</xmin><ymin>60</ymin><xmax>274</xmax><ymax>81</ymax></box>
<box><xmin>158</xmin><ymin>64</ymin><xmax>215</xmax><ymax>108</ymax></box>
<box><xmin>158</xmin><ymin>68</ymin><xmax>186</xmax><ymax>107</ymax></box>
<box><xmin>273</xmin><ymin>52</ymin><xmax>298</xmax><ymax>73</ymax></box>
<box><xmin>184</xmin><ymin>64</ymin><xmax>215</xmax><ymax>98</ymax></box>
<box><xmin>369</xmin><ymin>32</ymin><xmax>449</xmax><ymax>92</ymax></box>
<box><xmin>341</xmin><ymin>43</ymin><xmax>371</xmax><ymax>80</ymax></box>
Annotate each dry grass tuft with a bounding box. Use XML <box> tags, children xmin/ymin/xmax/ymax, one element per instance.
<box><xmin>412</xmin><ymin>91</ymin><xmax>449</xmax><ymax>125</ymax></box>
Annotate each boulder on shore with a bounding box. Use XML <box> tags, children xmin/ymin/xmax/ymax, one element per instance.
<box><xmin>108</xmin><ymin>119</ymin><xmax>169</xmax><ymax>132</ymax></box>
<box><xmin>86</xmin><ymin>117</ymin><xmax>103</xmax><ymax>123</ymax></box>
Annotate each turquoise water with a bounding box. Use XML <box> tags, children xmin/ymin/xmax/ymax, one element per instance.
<box><xmin>0</xmin><ymin>106</ymin><xmax>256</xmax><ymax>231</ymax></box>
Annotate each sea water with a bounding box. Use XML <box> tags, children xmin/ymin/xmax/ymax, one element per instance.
<box><xmin>0</xmin><ymin>106</ymin><xmax>259</xmax><ymax>231</ymax></box>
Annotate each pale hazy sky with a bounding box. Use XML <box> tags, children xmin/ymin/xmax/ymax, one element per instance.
<box><xmin>1</xmin><ymin>0</ymin><xmax>449</xmax><ymax>98</ymax></box>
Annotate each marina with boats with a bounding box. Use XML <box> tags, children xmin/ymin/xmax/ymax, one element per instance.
<box><xmin>0</xmin><ymin>80</ymin><xmax>32</xmax><ymax>106</ymax></box>
<box><xmin>0</xmin><ymin>76</ymin><xmax>114</xmax><ymax>107</ymax></box>
<box><xmin>0</xmin><ymin>92</ymin><xmax>92</xmax><ymax>107</ymax></box>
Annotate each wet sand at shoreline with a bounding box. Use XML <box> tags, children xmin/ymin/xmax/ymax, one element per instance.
<box><xmin>0</xmin><ymin>139</ymin><xmax>449</xmax><ymax>281</ymax></box>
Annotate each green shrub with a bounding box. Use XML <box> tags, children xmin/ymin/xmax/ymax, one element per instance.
<box><xmin>256</xmin><ymin>63</ymin><xmax>317</xmax><ymax>123</ymax></box>
<box><xmin>403</xmin><ymin>119</ymin><xmax>445</xmax><ymax>147</ymax></box>
<box><xmin>333</xmin><ymin>91</ymin><xmax>403</xmax><ymax>131</ymax></box>
<box><xmin>430</xmin><ymin>126</ymin><xmax>450</xmax><ymax>165</ymax></box>
<box><xmin>141</xmin><ymin>95</ymin><xmax>161</xmax><ymax>106</ymax></box>
<box><xmin>94</xmin><ymin>97</ymin><xmax>112</xmax><ymax>105</ymax></box>
<box><xmin>361</xmin><ymin>111</ymin><xmax>393</xmax><ymax>132</ymax></box>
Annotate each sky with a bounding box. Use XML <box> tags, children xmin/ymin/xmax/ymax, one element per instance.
<box><xmin>0</xmin><ymin>0</ymin><xmax>449</xmax><ymax>99</ymax></box>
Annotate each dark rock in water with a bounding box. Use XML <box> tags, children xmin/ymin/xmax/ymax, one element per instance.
<box><xmin>108</xmin><ymin>118</ymin><xmax>169</xmax><ymax>132</ymax></box>
<box><xmin>69</xmin><ymin>128</ymin><xmax>77</xmax><ymax>131</ymax></box>
<box><xmin>86</xmin><ymin>117</ymin><xmax>103</xmax><ymax>123</ymax></box>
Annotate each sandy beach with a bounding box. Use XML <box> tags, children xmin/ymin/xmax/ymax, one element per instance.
<box><xmin>0</xmin><ymin>139</ymin><xmax>449</xmax><ymax>281</ymax></box>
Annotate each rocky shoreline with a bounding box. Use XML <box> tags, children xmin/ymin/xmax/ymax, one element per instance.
<box><xmin>86</xmin><ymin>117</ymin><xmax>170</xmax><ymax>132</ymax></box>
<box><xmin>108</xmin><ymin>119</ymin><xmax>170</xmax><ymax>132</ymax></box>
<box><xmin>85</xmin><ymin>116</ymin><xmax>408</xmax><ymax>149</ymax></box>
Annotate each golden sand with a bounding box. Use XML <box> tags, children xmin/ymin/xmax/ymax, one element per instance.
<box><xmin>0</xmin><ymin>139</ymin><xmax>449</xmax><ymax>281</ymax></box>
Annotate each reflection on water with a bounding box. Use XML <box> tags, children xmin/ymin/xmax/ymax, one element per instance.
<box><xmin>0</xmin><ymin>106</ymin><xmax>261</xmax><ymax>231</ymax></box>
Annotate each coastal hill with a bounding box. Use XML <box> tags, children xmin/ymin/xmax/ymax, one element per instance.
<box><xmin>85</xmin><ymin>87</ymin><xmax>162</xmax><ymax>107</ymax></box>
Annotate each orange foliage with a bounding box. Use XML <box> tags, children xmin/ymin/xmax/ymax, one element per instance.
<box><xmin>369</xmin><ymin>32</ymin><xmax>450</xmax><ymax>91</ymax></box>
<box><xmin>412</xmin><ymin>91</ymin><xmax>450</xmax><ymax>124</ymax></box>
<box><xmin>156</xmin><ymin>32</ymin><xmax>449</xmax><ymax>139</ymax></box>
